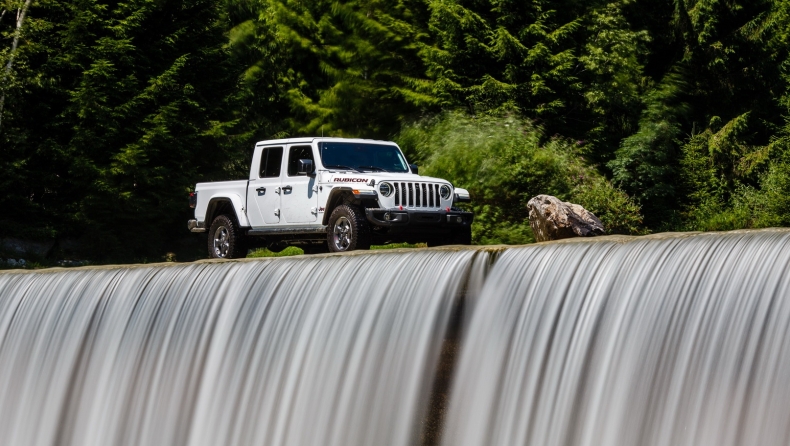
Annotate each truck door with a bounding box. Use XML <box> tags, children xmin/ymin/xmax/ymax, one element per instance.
<box><xmin>247</xmin><ymin>146</ymin><xmax>284</xmax><ymax>227</ymax></box>
<box><xmin>282</xmin><ymin>144</ymin><xmax>319</xmax><ymax>224</ymax></box>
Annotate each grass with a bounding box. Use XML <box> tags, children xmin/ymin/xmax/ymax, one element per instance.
<box><xmin>246</xmin><ymin>242</ymin><xmax>427</xmax><ymax>258</ymax></box>
<box><xmin>247</xmin><ymin>246</ymin><xmax>305</xmax><ymax>258</ymax></box>
<box><xmin>371</xmin><ymin>243</ymin><xmax>426</xmax><ymax>250</ymax></box>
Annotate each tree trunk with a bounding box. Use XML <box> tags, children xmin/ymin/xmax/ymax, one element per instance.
<box><xmin>0</xmin><ymin>0</ymin><xmax>34</xmax><ymax>133</ymax></box>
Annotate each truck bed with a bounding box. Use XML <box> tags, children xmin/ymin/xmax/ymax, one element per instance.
<box><xmin>194</xmin><ymin>180</ymin><xmax>248</xmax><ymax>224</ymax></box>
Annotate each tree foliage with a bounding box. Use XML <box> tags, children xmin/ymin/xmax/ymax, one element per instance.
<box><xmin>423</xmin><ymin>0</ymin><xmax>649</xmax><ymax>163</ymax></box>
<box><xmin>4</xmin><ymin>0</ymin><xmax>790</xmax><ymax>261</ymax></box>
<box><xmin>233</xmin><ymin>0</ymin><xmax>436</xmax><ymax>138</ymax></box>
<box><xmin>611</xmin><ymin>0</ymin><xmax>788</xmax><ymax>229</ymax></box>
<box><xmin>1</xmin><ymin>0</ymin><xmax>246</xmax><ymax>261</ymax></box>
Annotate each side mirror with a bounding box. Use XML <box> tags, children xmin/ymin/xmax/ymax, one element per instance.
<box><xmin>409</xmin><ymin>164</ymin><xmax>419</xmax><ymax>175</ymax></box>
<box><xmin>297</xmin><ymin>159</ymin><xmax>314</xmax><ymax>175</ymax></box>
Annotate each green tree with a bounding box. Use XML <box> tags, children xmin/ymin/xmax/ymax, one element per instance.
<box><xmin>676</xmin><ymin>0</ymin><xmax>790</xmax><ymax>231</ymax></box>
<box><xmin>609</xmin><ymin>72</ymin><xmax>688</xmax><ymax>228</ymax></box>
<box><xmin>0</xmin><ymin>0</ymin><xmax>249</xmax><ymax>261</ymax></box>
<box><xmin>423</xmin><ymin>0</ymin><xmax>649</xmax><ymax>164</ymax></box>
<box><xmin>240</xmin><ymin>0</ymin><xmax>437</xmax><ymax>138</ymax></box>
<box><xmin>611</xmin><ymin>0</ymin><xmax>786</xmax><ymax>229</ymax></box>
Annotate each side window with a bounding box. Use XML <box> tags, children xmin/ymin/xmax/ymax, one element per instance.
<box><xmin>288</xmin><ymin>145</ymin><xmax>314</xmax><ymax>176</ymax></box>
<box><xmin>259</xmin><ymin>147</ymin><xmax>283</xmax><ymax>178</ymax></box>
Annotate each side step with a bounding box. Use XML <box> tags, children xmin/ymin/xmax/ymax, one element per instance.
<box><xmin>247</xmin><ymin>225</ymin><xmax>328</xmax><ymax>236</ymax></box>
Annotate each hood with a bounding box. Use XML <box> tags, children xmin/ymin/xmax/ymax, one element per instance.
<box><xmin>320</xmin><ymin>171</ymin><xmax>451</xmax><ymax>185</ymax></box>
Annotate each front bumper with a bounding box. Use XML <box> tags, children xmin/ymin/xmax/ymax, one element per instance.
<box><xmin>365</xmin><ymin>208</ymin><xmax>473</xmax><ymax>228</ymax></box>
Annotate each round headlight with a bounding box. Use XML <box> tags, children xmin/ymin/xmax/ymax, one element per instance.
<box><xmin>379</xmin><ymin>182</ymin><xmax>393</xmax><ymax>197</ymax></box>
<box><xmin>440</xmin><ymin>185</ymin><xmax>452</xmax><ymax>200</ymax></box>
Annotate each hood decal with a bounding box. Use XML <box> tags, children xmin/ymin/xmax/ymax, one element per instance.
<box><xmin>332</xmin><ymin>177</ymin><xmax>369</xmax><ymax>183</ymax></box>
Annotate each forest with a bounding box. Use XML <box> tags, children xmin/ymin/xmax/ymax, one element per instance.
<box><xmin>1</xmin><ymin>0</ymin><xmax>790</xmax><ymax>262</ymax></box>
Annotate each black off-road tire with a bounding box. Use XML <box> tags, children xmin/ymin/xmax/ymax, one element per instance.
<box><xmin>327</xmin><ymin>204</ymin><xmax>371</xmax><ymax>252</ymax></box>
<box><xmin>207</xmin><ymin>214</ymin><xmax>248</xmax><ymax>259</ymax></box>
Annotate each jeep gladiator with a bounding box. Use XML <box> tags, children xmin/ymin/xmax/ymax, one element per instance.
<box><xmin>188</xmin><ymin>137</ymin><xmax>473</xmax><ymax>258</ymax></box>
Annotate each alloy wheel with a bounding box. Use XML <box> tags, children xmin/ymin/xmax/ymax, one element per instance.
<box><xmin>213</xmin><ymin>226</ymin><xmax>230</xmax><ymax>257</ymax></box>
<box><xmin>332</xmin><ymin>216</ymin><xmax>352</xmax><ymax>250</ymax></box>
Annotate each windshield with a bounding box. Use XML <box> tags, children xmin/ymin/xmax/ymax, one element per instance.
<box><xmin>318</xmin><ymin>142</ymin><xmax>409</xmax><ymax>173</ymax></box>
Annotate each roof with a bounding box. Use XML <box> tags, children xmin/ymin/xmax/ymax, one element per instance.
<box><xmin>254</xmin><ymin>137</ymin><xmax>398</xmax><ymax>147</ymax></box>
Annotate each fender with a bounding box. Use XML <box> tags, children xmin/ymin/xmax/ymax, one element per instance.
<box><xmin>321</xmin><ymin>187</ymin><xmax>354</xmax><ymax>225</ymax></box>
<box><xmin>206</xmin><ymin>193</ymin><xmax>251</xmax><ymax>227</ymax></box>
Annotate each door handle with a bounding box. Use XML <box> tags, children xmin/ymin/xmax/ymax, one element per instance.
<box><xmin>282</xmin><ymin>185</ymin><xmax>293</xmax><ymax>192</ymax></box>
<box><xmin>256</xmin><ymin>187</ymin><xmax>266</xmax><ymax>194</ymax></box>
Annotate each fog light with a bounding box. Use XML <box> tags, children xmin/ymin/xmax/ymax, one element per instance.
<box><xmin>384</xmin><ymin>213</ymin><xmax>391</xmax><ymax>221</ymax></box>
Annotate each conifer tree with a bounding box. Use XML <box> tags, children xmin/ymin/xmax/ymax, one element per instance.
<box><xmin>611</xmin><ymin>0</ymin><xmax>785</xmax><ymax>228</ymax></box>
<box><xmin>423</xmin><ymin>0</ymin><xmax>648</xmax><ymax>163</ymax></box>
<box><xmin>247</xmin><ymin>0</ymin><xmax>436</xmax><ymax>138</ymax></box>
<box><xmin>0</xmin><ymin>0</ymin><xmax>247</xmax><ymax>260</ymax></box>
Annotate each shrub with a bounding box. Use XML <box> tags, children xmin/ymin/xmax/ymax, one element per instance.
<box><xmin>396</xmin><ymin>111</ymin><xmax>645</xmax><ymax>244</ymax></box>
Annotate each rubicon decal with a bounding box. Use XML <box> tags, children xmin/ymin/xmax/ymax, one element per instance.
<box><xmin>332</xmin><ymin>178</ymin><xmax>369</xmax><ymax>183</ymax></box>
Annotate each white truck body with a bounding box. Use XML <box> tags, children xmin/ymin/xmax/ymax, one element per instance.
<box><xmin>189</xmin><ymin>137</ymin><xmax>473</xmax><ymax>257</ymax></box>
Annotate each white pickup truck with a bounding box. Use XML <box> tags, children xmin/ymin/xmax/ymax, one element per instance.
<box><xmin>188</xmin><ymin>137</ymin><xmax>473</xmax><ymax>258</ymax></box>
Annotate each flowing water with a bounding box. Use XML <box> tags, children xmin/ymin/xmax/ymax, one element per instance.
<box><xmin>0</xmin><ymin>250</ymin><xmax>486</xmax><ymax>446</ymax></box>
<box><xmin>443</xmin><ymin>230</ymin><xmax>790</xmax><ymax>446</ymax></box>
<box><xmin>1</xmin><ymin>230</ymin><xmax>789</xmax><ymax>446</ymax></box>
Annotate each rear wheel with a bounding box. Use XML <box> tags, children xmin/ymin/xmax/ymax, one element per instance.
<box><xmin>327</xmin><ymin>204</ymin><xmax>370</xmax><ymax>252</ymax></box>
<box><xmin>207</xmin><ymin>214</ymin><xmax>247</xmax><ymax>259</ymax></box>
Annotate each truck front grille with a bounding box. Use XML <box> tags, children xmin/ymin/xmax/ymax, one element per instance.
<box><xmin>394</xmin><ymin>182</ymin><xmax>442</xmax><ymax>208</ymax></box>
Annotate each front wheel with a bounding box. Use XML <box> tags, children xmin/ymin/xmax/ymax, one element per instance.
<box><xmin>327</xmin><ymin>204</ymin><xmax>370</xmax><ymax>252</ymax></box>
<box><xmin>207</xmin><ymin>214</ymin><xmax>247</xmax><ymax>259</ymax></box>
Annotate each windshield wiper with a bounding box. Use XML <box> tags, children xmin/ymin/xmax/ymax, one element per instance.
<box><xmin>357</xmin><ymin>166</ymin><xmax>389</xmax><ymax>172</ymax></box>
<box><xmin>324</xmin><ymin>164</ymin><xmax>361</xmax><ymax>172</ymax></box>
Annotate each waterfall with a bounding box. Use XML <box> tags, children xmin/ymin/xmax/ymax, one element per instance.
<box><xmin>442</xmin><ymin>230</ymin><xmax>790</xmax><ymax>446</ymax></box>
<box><xmin>2</xmin><ymin>230</ymin><xmax>790</xmax><ymax>446</ymax></box>
<box><xmin>0</xmin><ymin>251</ymin><xmax>486</xmax><ymax>446</ymax></box>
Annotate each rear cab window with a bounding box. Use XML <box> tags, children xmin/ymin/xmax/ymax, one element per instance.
<box><xmin>259</xmin><ymin>147</ymin><xmax>284</xmax><ymax>178</ymax></box>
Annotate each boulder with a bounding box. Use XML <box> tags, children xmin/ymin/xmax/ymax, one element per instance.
<box><xmin>527</xmin><ymin>195</ymin><xmax>605</xmax><ymax>242</ymax></box>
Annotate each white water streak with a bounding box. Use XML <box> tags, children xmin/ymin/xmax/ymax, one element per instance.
<box><xmin>443</xmin><ymin>231</ymin><xmax>790</xmax><ymax>446</ymax></box>
<box><xmin>0</xmin><ymin>250</ymin><xmax>485</xmax><ymax>446</ymax></box>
